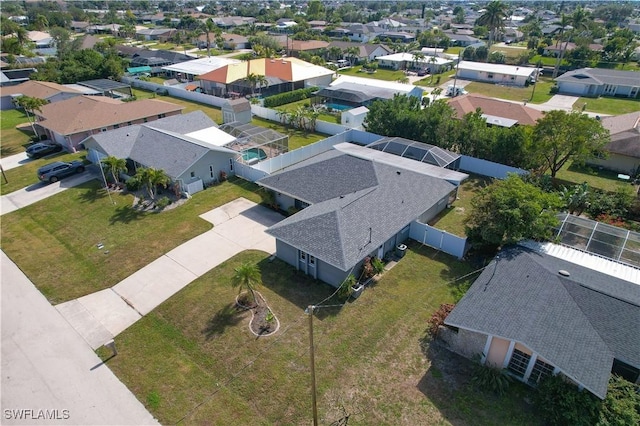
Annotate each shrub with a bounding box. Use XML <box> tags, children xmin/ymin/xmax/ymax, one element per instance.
<box><xmin>264</xmin><ymin>87</ymin><xmax>319</xmax><ymax>108</ymax></box>
<box><xmin>337</xmin><ymin>275</ymin><xmax>356</xmax><ymax>300</ymax></box>
<box><xmin>427</xmin><ymin>303</ymin><xmax>455</xmax><ymax>338</ymax></box>
<box><xmin>471</xmin><ymin>358</ymin><xmax>512</xmax><ymax>396</ymax></box>
<box><xmin>125</xmin><ymin>176</ymin><xmax>142</xmax><ymax>191</ymax></box>
<box><xmin>598</xmin><ymin>375</ymin><xmax>640</xmax><ymax>426</ymax></box>
<box><xmin>371</xmin><ymin>257</ymin><xmax>385</xmax><ymax>275</ymax></box>
<box><xmin>534</xmin><ymin>374</ymin><xmax>601</xmax><ymax>426</ymax></box>
<box><xmin>155</xmin><ymin>196</ymin><xmax>171</xmax><ymax>209</ymax></box>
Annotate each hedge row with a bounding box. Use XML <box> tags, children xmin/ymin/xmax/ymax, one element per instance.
<box><xmin>263</xmin><ymin>87</ymin><xmax>318</xmax><ymax>108</ymax></box>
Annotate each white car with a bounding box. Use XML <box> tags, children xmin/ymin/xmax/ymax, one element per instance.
<box><xmin>445</xmin><ymin>85</ymin><xmax>468</xmax><ymax>97</ymax></box>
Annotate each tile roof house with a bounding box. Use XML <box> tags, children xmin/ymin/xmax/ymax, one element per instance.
<box><xmin>195</xmin><ymin>32</ymin><xmax>250</xmax><ymax>50</ymax></box>
<box><xmin>34</xmin><ymin>96</ymin><xmax>183</xmax><ymax>151</ymax></box>
<box><xmin>197</xmin><ymin>57</ymin><xmax>334</xmax><ymax>98</ymax></box>
<box><xmin>256</xmin><ymin>143</ymin><xmax>465</xmax><ymax>287</ymax></box>
<box><xmin>443</xmin><ymin>243</ymin><xmax>640</xmax><ymax>399</ymax></box>
<box><xmin>82</xmin><ymin>111</ymin><xmax>238</xmax><ymax>195</ymax></box>
<box><xmin>447</xmin><ymin>94</ymin><xmax>543</xmax><ymax>127</ymax></box>
<box><xmin>555</xmin><ymin>68</ymin><xmax>640</xmax><ymax>98</ymax></box>
<box><xmin>586</xmin><ymin>112</ymin><xmax>640</xmax><ymax>174</ymax></box>
<box><xmin>0</xmin><ymin>80</ymin><xmax>83</xmax><ymax>110</ymax></box>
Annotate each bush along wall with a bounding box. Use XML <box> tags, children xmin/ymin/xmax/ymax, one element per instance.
<box><xmin>263</xmin><ymin>87</ymin><xmax>318</xmax><ymax>108</ymax></box>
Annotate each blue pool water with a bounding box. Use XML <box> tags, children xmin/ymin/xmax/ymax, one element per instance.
<box><xmin>325</xmin><ymin>102</ymin><xmax>352</xmax><ymax>111</ymax></box>
<box><xmin>242</xmin><ymin>148</ymin><xmax>267</xmax><ymax>162</ymax></box>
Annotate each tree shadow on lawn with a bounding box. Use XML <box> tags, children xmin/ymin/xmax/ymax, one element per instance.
<box><xmin>109</xmin><ymin>204</ymin><xmax>147</xmax><ymax>225</ymax></box>
<box><xmin>256</xmin><ymin>257</ymin><xmax>343</xmax><ymax>320</ymax></box>
<box><xmin>202</xmin><ymin>303</ymin><xmax>247</xmax><ymax>340</ymax></box>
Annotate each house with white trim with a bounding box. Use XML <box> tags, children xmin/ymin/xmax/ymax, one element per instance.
<box><xmin>555</xmin><ymin>68</ymin><xmax>640</xmax><ymax>98</ymax></box>
<box><xmin>456</xmin><ymin>61</ymin><xmax>538</xmax><ymax>87</ymax></box>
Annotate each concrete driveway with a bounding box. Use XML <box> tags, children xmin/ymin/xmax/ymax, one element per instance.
<box><xmin>1</xmin><ymin>169</ymin><xmax>98</xmax><ymax>216</ymax></box>
<box><xmin>0</xmin><ymin>152</ymin><xmax>32</xmax><ymax>171</ymax></box>
<box><xmin>56</xmin><ymin>198</ymin><xmax>283</xmax><ymax>349</ymax></box>
<box><xmin>1</xmin><ymin>251</ymin><xmax>158</xmax><ymax>425</ymax></box>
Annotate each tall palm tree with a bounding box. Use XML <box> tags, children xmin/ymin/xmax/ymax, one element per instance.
<box><xmin>231</xmin><ymin>262</ymin><xmax>261</xmax><ymax>305</ymax></box>
<box><xmin>412</xmin><ymin>51</ymin><xmax>425</xmax><ymax>70</ymax></box>
<box><xmin>327</xmin><ymin>46</ymin><xmax>342</xmax><ymax>61</ymax></box>
<box><xmin>14</xmin><ymin>96</ymin><xmax>48</xmax><ymax>135</ymax></box>
<box><xmin>552</xmin><ymin>13</ymin><xmax>571</xmax><ymax>78</ymax></box>
<box><xmin>345</xmin><ymin>46</ymin><xmax>360</xmax><ymax>66</ymax></box>
<box><xmin>475</xmin><ymin>1</ymin><xmax>509</xmax><ymax>48</ymax></box>
<box><xmin>556</xmin><ymin>7</ymin><xmax>590</xmax><ymax>76</ymax></box>
<box><xmin>204</xmin><ymin>18</ymin><xmax>218</xmax><ymax>57</ymax></box>
<box><xmin>101</xmin><ymin>156</ymin><xmax>127</xmax><ymax>184</ymax></box>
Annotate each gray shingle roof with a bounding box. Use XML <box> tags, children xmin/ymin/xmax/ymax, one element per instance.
<box><xmin>258</xmin><ymin>151</ymin><xmax>455</xmax><ymax>271</ymax></box>
<box><xmin>555</xmin><ymin>68</ymin><xmax>640</xmax><ymax>87</ymax></box>
<box><xmin>85</xmin><ymin>111</ymin><xmax>236</xmax><ymax>178</ymax></box>
<box><xmin>445</xmin><ymin>245</ymin><xmax>640</xmax><ymax>399</ymax></box>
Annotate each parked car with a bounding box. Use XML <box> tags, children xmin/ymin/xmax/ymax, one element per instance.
<box><xmin>417</xmin><ymin>69</ymin><xmax>428</xmax><ymax>77</ymax></box>
<box><xmin>445</xmin><ymin>85</ymin><xmax>468</xmax><ymax>97</ymax></box>
<box><xmin>37</xmin><ymin>160</ymin><xmax>85</xmax><ymax>183</ymax></box>
<box><xmin>26</xmin><ymin>142</ymin><xmax>63</xmax><ymax>159</ymax></box>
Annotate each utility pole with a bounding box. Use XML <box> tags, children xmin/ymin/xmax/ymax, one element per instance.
<box><xmin>0</xmin><ymin>164</ymin><xmax>7</xmax><ymax>184</ymax></box>
<box><xmin>451</xmin><ymin>51</ymin><xmax>461</xmax><ymax>96</ymax></box>
<box><xmin>306</xmin><ymin>305</ymin><xmax>318</xmax><ymax>426</ymax></box>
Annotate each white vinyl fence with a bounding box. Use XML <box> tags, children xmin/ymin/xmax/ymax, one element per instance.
<box><xmin>459</xmin><ymin>155</ymin><xmax>527</xmax><ymax>179</ymax></box>
<box><xmin>409</xmin><ymin>221</ymin><xmax>468</xmax><ymax>259</ymax></box>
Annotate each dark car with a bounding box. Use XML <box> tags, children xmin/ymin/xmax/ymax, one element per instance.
<box><xmin>417</xmin><ymin>69</ymin><xmax>428</xmax><ymax>77</ymax></box>
<box><xmin>26</xmin><ymin>142</ymin><xmax>63</xmax><ymax>159</ymax></box>
<box><xmin>37</xmin><ymin>160</ymin><xmax>85</xmax><ymax>183</ymax></box>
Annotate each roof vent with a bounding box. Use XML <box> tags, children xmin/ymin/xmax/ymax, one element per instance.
<box><xmin>396</xmin><ymin>171</ymin><xmax>401</xmax><ymax>175</ymax></box>
<box><xmin>558</xmin><ymin>270</ymin><xmax>570</xmax><ymax>277</ymax></box>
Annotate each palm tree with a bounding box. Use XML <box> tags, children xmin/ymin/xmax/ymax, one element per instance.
<box><xmin>412</xmin><ymin>51</ymin><xmax>425</xmax><ymax>70</ymax></box>
<box><xmin>14</xmin><ymin>96</ymin><xmax>48</xmax><ymax>135</ymax></box>
<box><xmin>138</xmin><ymin>167</ymin><xmax>170</xmax><ymax>199</ymax></box>
<box><xmin>101</xmin><ymin>156</ymin><xmax>127</xmax><ymax>184</ymax></box>
<box><xmin>555</xmin><ymin>7</ymin><xmax>590</xmax><ymax>77</ymax></box>
<box><xmin>345</xmin><ymin>46</ymin><xmax>360</xmax><ymax>66</ymax></box>
<box><xmin>552</xmin><ymin>13</ymin><xmax>571</xmax><ymax>78</ymax></box>
<box><xmin>327</xmin><ymin>46</ymin><xmax>342</xmax><ymax>61</ymax></box>
<box><xmin>255</xmin><ymin>74</ymin><xmax>268</xmax><ymax>95</ymax></box>
<box><xmin>231</xmin><ymin>262</ymin><xmax>261</xmax><ymax>305</ymax></box>
<box><xmin>475</xmin><ymin>1</ymin><xmax>508</xmax><ymax>48</ymax></box>
<box><xmin>204</xmin><ymin>18</ymin><xmax>218</xmax><ymax>57</ymax></box>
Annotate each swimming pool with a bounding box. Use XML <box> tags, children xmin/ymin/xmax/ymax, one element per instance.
<box><xmin>242</xmin><ymin>148</ymin><xmax>267</xmax><ymax>162</ymax></box>
<box><xmin>325</xmin><ymin>102</ymin><xmax>353</xmax><ymax>111</ymax></box>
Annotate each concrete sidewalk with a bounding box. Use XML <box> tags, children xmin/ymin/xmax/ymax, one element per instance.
<box><xmin>0</xmin><ymin>152</ymin><xmax>32</xmax><ymax>171</ymax></box>
<box><xmin>1</xmin><ymin>171</ymin><xmax>99</xmax><ymax>216</ymax></box>
<box><xmin>56</xmin><ymin>198</ymin><xmax>282</xmax><ymax>349</ymax></box>
<box><xmin>1</xmin><ymin>251</ymin><xmax>158</xmax><ymax>425</ymax></box>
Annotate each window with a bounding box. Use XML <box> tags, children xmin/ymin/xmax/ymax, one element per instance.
<box><xmin>190</xmin><ymin>171</ymin><xmax>195</xmax><ymax>178</ymax></box>
<box><xmin>158</xmin><ymin>113</ymin><xmax>166</xmax><ymax>119</ymax></box>
<box><xmin>299</xmin><ymin>251</ymin><xmax>306</xmax><ymax>261</ymax></box>
<box><xmin>507</xmin><ymin>349</ymin><xmax>531</xmax><ymax>378</ymax></box>
<box><xmin>309</xmin><ymin>255</ymin><xmax>315</xmax><ymax>265</ymax></box>
<box><xmin>295</xmin><ymin>199</ymin><xmax>310</xmax><ymax>210</ymax></box>
<box><xmin>101</xmin><ymin>128</ymin><xmax>107</xmax><ymax>132</ymax></box>
<box><xmin>528</xmin><ymin>359</ymin><xmax>554</xmax><ymax>386</ymax></box>
<box><xmin>127</xmin><ymin>121</ymin><xmax>132</xmax><ymax>126</ymax></box>
<box><xmin>143</xmin><ymin>118</ymin><xmax>148</xmax><ymax>123</ymax></box>
<box><xmin>210</xmin><ymin>165</ymin><xmax>214</xmax><ymax>178</ymax></box>
<box><xmin>114</xmin><ymin>124</ymin><xmax>120</xmax><ymax>129</ymax></box>
<box><xmin>229</xmin><ymin>158</ymin><xmax>233</xmax><ymax>171</ymax></box>
<box><xmin>488</xmin><ymin>73</ymin><xmax>494</xmax><ymax>79</ymax></box>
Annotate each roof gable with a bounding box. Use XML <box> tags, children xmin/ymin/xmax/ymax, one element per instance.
<box><xmin>448</xmin><ymin>94</ymin><xmax>543</xmax><ymax>126</ymax></box>
<box><xmin>446</xmin><ymin>246</ymin><xmax>640</xmax><ymax>399</ymax></box>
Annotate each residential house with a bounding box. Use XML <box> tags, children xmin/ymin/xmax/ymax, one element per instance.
<box><xmin>136</xmin><ymin>28</ymin><xmax>176</xmax><ymax>42</ymax></box>
<box><xmin>341</xmin><ymin>106</ymin><xmax>369</xmax><ymax>130</ymax></box>
<box><xmin>543</xmin><ymin>42</ymin><xmax>604</xmax><ymax>57</ymax></box>
<box><xmin>378</xmin><ymin>32</ymin><xmax>416</xmax><ymax>43</ymax></box>
<box><xmin>198</xmin><ymin>57</ymin><xmax>334</xmax><ymax>98</ymax></box>
<box><xmin>443</xmin><ymin>243</ymin><xmax>640</xmax><ymax>399</ymax></box>
<box><xmin>327</xmin><ymin>41</ymin><xmax>392</xmax><ymax>63</ymax></box>
<box><xmin>586</xmin><ymin>112</ymin><xmax>640</xmax><ymax>174</ymax></box>
<box><xmin>257</xmin><ymin>143</ymin><xmax>467</xmax><ymax>287</ymax></box>
<box><xmin>456</xmin><ymin>61</ymin><xmax>537</xmax><ymax>87</ymax></box>
<box><xmin>447</xmin><ymin>94</ymin><xmax>543</xmax><ymax>127</ymax></box>
<box><xmin>162</xmin><ymin>57</ymin><xmax>240</xmax><ymax>81</ymax></box>
<box><xmin>317</xmin><ymin>75</ymin><xmax>424</xmax><ymax>109</ymax></box>
<box><xmin>344</xmin><ymin>23</ymin><xmax>383</xmax><ymax>43</ymax></box>
<box><xmin>0</xmin><ymin>80</ymin><xmax>82</xmax><ymax>110</ymax></box>
<box><xmin>376</xmin><ymin>52</ymin><xmax>453</xmax><ymax>73</ymax></box>
<box><xmin>70</xmin><ymin>21</ymin><xmax>90</xmax><ymax>33</ymax></box>
<box><xmin>282</xmin><ymin>39</ymin><xmax>330</xmax><ymax>58</ymax></box>
<box><xmin>82</xmin><ymin>111</ymin><xmax>238</xmax><ymax>195</ymax></box>
<box><xmin>196</xmin><ymin>32</ymin><xmax>250</xmax><ymax>50</ymax></box>
<box><xmin>445</xmin><ymin>33</ymin><xmax>482</xmax><ymax>47</ymax></box>
<box><xmin>86</xmin><ymin>24</ymin><xmax>122</xmax><ymax>36</ymax></box>
<box><xmin>211</xmin><ymin>16</ymin><xmax>256</xmax><ymax>29</ymax></box>
<box><xmin>0</xmin><ymin>68</ymin><xmax>36</xmax><ymax>87</ymax></box>
<box><xmin>34</xmin><ymin>96</ymin><xmax>183</xmax><ymax>151</ymax></box>
<box><xmin>555</xmin><ymin>68</ymin><xmax>640</xmax><ymax>98</ymax></box>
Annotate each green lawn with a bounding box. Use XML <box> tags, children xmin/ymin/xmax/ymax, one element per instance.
<box><xmin>414</xmin><ymin>69</ymin><xmax>456</xmax><ymax>87</ymax></box>
<box><xmin>464</xmin><ymin>78</ymin><xmax>555</xmax><ymax>104</ymax></box>
<box><xmin>552</xmin><ymin>161</ymin><xmax>631</xmax><ymax>193</ymax></box>
<box><xmin>0</xmin><ymin>177</ymin><xmax>264</xmax><ymax>304</ymax></box>
<box><xmin>1</xmin><ymin>109</ymin><xmax>35</xmax><ymax>158</ymax></box>
<box><xmin>429</xmin><ymin>176</ymin><xmax>492</xmax><ymax>237</ymax></box>
<box><xmin>574</xmin><ymin>97</ymin><xmax>640</xmax><ymax>115</ymax></box>
<box><xmin>338</xmin><ymin>66</ymin><xmax>408</xmax><ymax>82</ymax></box>
<box><xmin>0</xmin><ymin>151</ymin><xmax>87</xmax><ymax>195</ymax></box>
<box><xmin>251</xmin><ymin>117</ymin><xmax>328</xmax><ymax>151</ymax></box>
<box><xmin>98</xmin><ymin>246</ymin><xmax>541</xmax><ymax>425</ymax></box>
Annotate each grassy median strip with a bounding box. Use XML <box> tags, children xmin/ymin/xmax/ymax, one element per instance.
<box><xmin>0</xmin><ymin>177</ymin><xmax>263</xmax><ymax>303</ymax></box>
<box><xmin>98</xmin><ymin>246</ymin><xmax>540</xmax><ymax>425</ymax></box>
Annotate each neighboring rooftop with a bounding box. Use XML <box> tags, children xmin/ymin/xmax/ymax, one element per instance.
<box><xmin>447</xmin><ymin>94</ymin><xmax>543</xmax><ymax>127</ymax></box>
<box><xmin>446</xmin><ymin>244</ymin><xmax>640</xmax><ymax>399</ymax></box>
<box><xmin>555</xmin><ymin>68</ymin><xmax>640</xmax><ymax>86</ymax></box>
<box><xmin>457</xmin><ymin>61</ymin><xmax>538</xmax><ymax>77</ymax></box>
